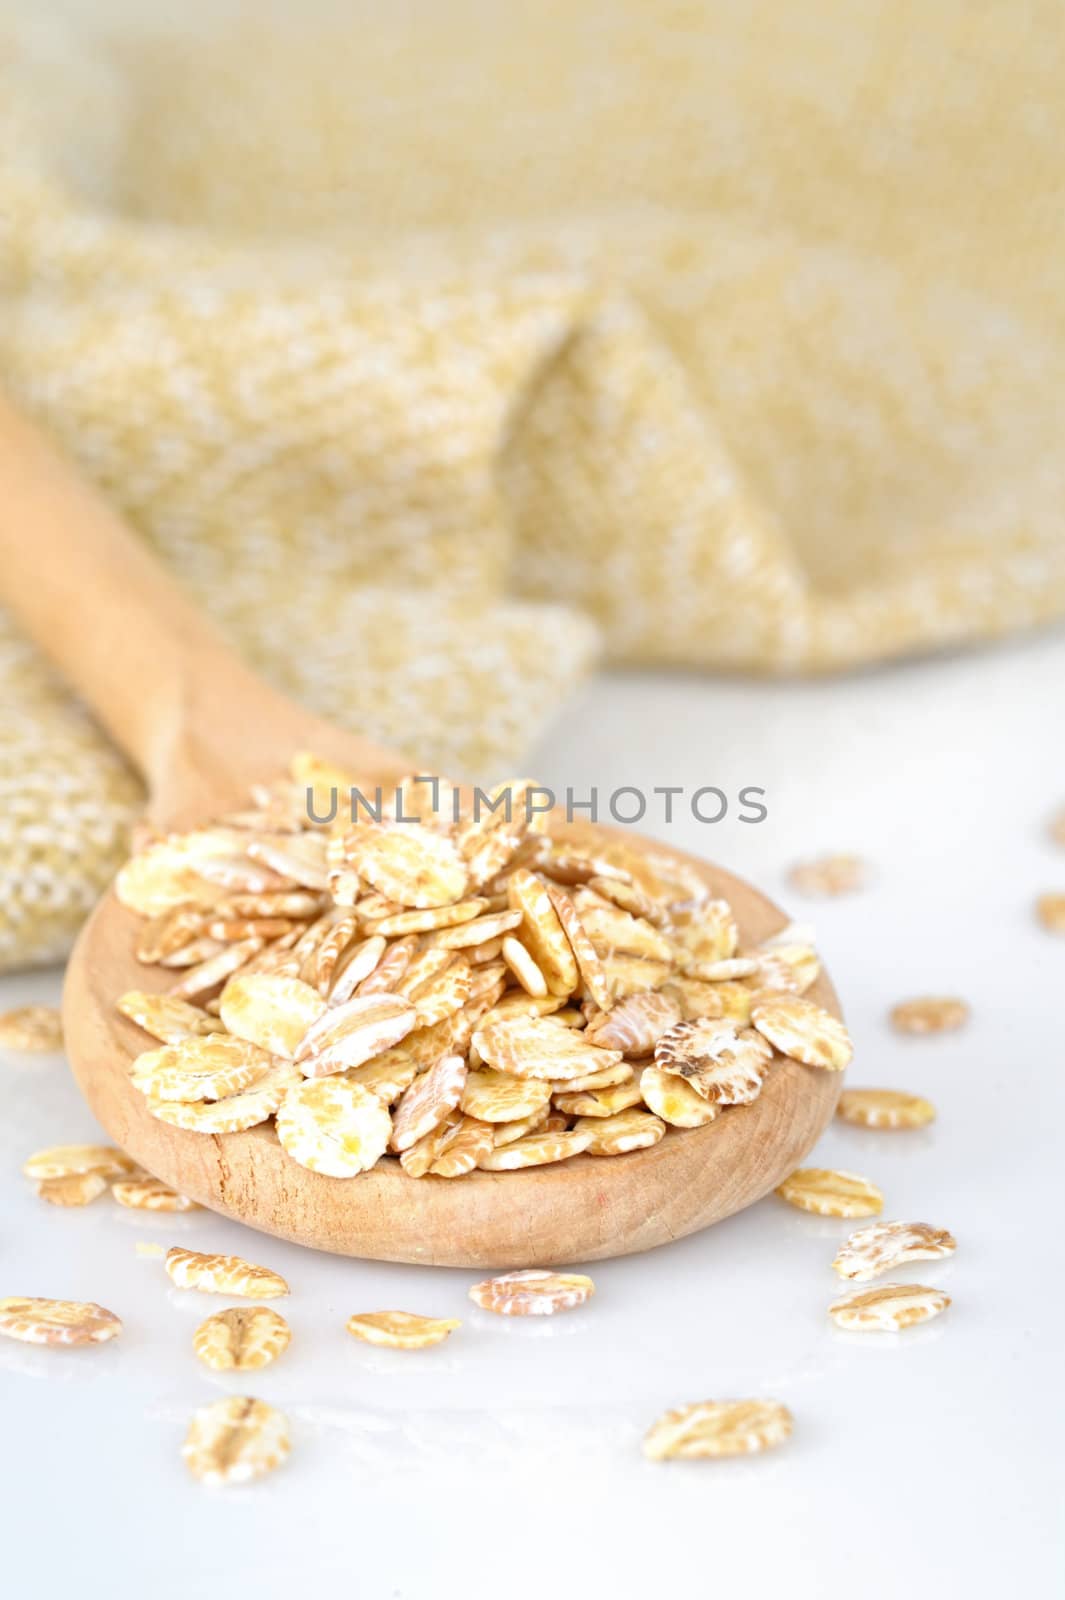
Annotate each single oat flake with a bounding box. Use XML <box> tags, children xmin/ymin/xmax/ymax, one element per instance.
<box><xmin>165</xmin><ymin>1247</ymin><xmax>289</xmax><ymax>1299</ymax></box>
<box><xmin>275</xmin><ymin>1076</ymin><xmax>392</xmax><ymax>1176</ymax></box>
<box><xmin>576</xmin><ymin>1108</ymin><xmax>667</xmax><ymax>1155</ymax></box>
<box><xmin>0</xmin><ymin>1005</ymin><xmax>64</xmax><ymax>1053</ymax></box>
<box><xmin>460</xmin><ymin>1067</ymin><xmax>552</xmax><ymax>1123</ymax></box>
<box><xmin>468</xmin><ymin>1269</ymin><xmax>595</xmax><ymax>1316</ymax></box>
<box><xmin>219</xmin><ymin>973</ymin><xmax>326</xmax><ymax>1058</ymax></box>
<box><xmin>147</xmin><ymin>1060</ymin><xmax>300</xmax><ymax>1133</ymax></box>
<box><xmin>193</xmin><ymin>1306</ymin><xmax>291</xmax><ymax>1370</ymax></box>
<box><xmin>131</xmin><ymin>1033</ymin><xmax>275</xmax><ymax>1102</ymax></box>
<box><xmin>36</xmin><ymin>1171</ymin><xmax>110</xmax><ymax>1207</ymax></box>
<box><xmin>1036</xmin><ymin>894</ymin><xmax>1065</xmax><ymax>934</ymax></box>
<box><xmin>117</xmin><ymin>991</ymin><xmax>217</xmax><ymax>1045</ymax></box>
<box><xmin>832</xmin><ymin>1221</ymin><xmax>956</xmax><ymax>1282</ymax></box>
<box><xmin>428</xmin><ymin>1114</ymin><xmax>495</xmax><ymax>1178</ymax></box>
<box><xmin>505</xmin><ymin>868</ymin><xmax>580</xmax><ymax>996</ymax></box>
<box><xmin>553</xmin><ymin>1079</ymin><xmax>644</xmax><ymax>1118</ymax></box>
<box><xmin>654</xmin><ymin>1020</ymin><xmax>771</xmax><ymax>1105</ymax></box>
<box><xmin>639</xmin><ymin>1066</ymin><xmax>719</xmax><ymax>1128</ymax></box>
<box><xmin>750</xmin><ymin>995</ymin><xmax>853</xmax><ymax>1072</ymax></box>
<box><xmin>183</xmin><ymin>1396</ymin><xmax>290</xmax><ymax>1486</ymax></box>
<box><xmin>345</xmin><ymin>1310</ymin><xmax>460</xmax><ymax>1348</ymax></box>
<box><xmin>584</xmin><ymin>990</ymin><xmax>682</xmax><ymax>1056</ymax></box>
<box><xmin>644</xmin><ymin>1399</ymin><xmax>793</xmax><ymax>1461</ymax></box>
<box><xmin>295</xmin><ymin>992</ymin><xmax>416</xmax><ymax>1077</ymax></box>
<box><xmin>390</xmin><ymin>1054</ymin><xmax>468</xmax><ymax>1151</ymax></box>
<box><xmin>889</xmin><ymin>996</ymin><xmax>969</xmax><ymax>1035</ymax></box>
<box><xmin>111</xmin><ymin>1176</ymin><xmax>200</xmax><ymax>1212</ymax></box>
<box><xmin>836</xmin><ymin>1089</ymin><xmax>935</xmax><ymax>1130</ymax></box>
<box><xmin>473</xmin><ymin>1014</ymin><xmax>622</xmax><ymax>1082</ymax></box>
<box><xmin>0</xmin><ymin>1297</ymin><xmax>122</xmax><ymax>1346</ymax></box>
<box><xmin>787</xmin><ymin>854</ymin><xmax>868</xmax><ymax>898</ymax></box>
<box><xmin>477</xmin><ymin>1127</ymin><xmax>593</xmax><ymax>1169</ymax></box>
<box><xmin>776</xmin><ymin>1168</ymin><xmax>883</xmax><ymax>1218</ymax></box>
<box><xmin>349</xmin><ymin>823</ymin><xmax>468</xmax><ymax>909</ymax></box>
<box><xmin>828</xmin><ymin>1282</ymin><xmax>951</xmax><ymax>1331</ymax></box>
<box><xmin>23</xmin><ymin>1144</ymin><xmax>137</xmax><ymax>1182</ymax></box>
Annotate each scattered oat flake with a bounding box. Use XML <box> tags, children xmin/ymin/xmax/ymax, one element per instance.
<box><xmin>1049</xmin><ymin>809</ymin><xmax>1065</xmax><ymax>847</ymax></box>
<box><xmin>1036</xmin><ymin>894</ymin><xmax>1065</xmax><ymax>934</ymax></box>
<box><xmin>36</xmin><ymin>1171</ymin><xmax>110</xmax><ymax>1207</ymax></box>
<box><xmin>836</xmin><ymin>1089</ymin><xmax>935</xmax><ymax>1130</ymax></box>
<box><xmin>165</xmin><ymin>1247</ymin><xmax>289</xmax><ymax>1299</ymax></box>
<box><xmin>135</xmin><ymin>1241</ymin><xmax>165</xmax><ymax>1258</ymax></box>
<box><xmin>111</xmin><ymin>1176</ymin><xmax>199</xmax><ymax>1211</ymax></box>
<box><xmin>183</xmin><ymin>1396</ymin><xmax>290</xmax><ymax>1486</ymax></box>
<box><xmin>23</xmin><ymin>1144</ymin><xmax>137</xmax><ymax>1181</ymax></box>
<box><xmin>193</xmin><ymin>1306</ymin><xmax>291</xmax><ymax>1370</ymax></box>
<box><xmin>828</xmin><ymin>1282</ymin><xmax>950</xmax><ymax>1331</ymax></box>
<box><xmin>468</xmin><ymin>1269</ymin><xmax>594</xmax><ymax>1316</ymax></box>
<box><xmin>890</xmin><ymin>996</ymin><xmax>969</xmax><ymax>1035</ymax></box>
<box><xmin>644</xmin><ymin>1399</ymin><xmax>792</xmax><ymax>1461</ymax></box>
<box><xmin>275</xmin><ymin>1076</ymin><xmax>392</xmax><ymax>1176</ymax></box>
<box><xmin>832</xmin><ymin>1221</ymin><xmax>956</xmax><ymax>1282</ymax></box>
<box><xmin>788</xmin><ymin>854</ymin><xmax>868</xmax><ymax>897</ymax></box>
<box><xmin>0</xmin><ymin>1005</ymin><xmax>63</xmax><ymax>1053</ymax></box>
<box><xmin>776</xmin><ymin>1168</ymin><xmax>883</xmax><ymax>1218</ymax></box>
<box><xmin>0</xmin><ymin>1297</ymin><xmax>122</xmax><ymax>1346</ymax></box>
<box><xmin>346</xmin><ymin>1310</ymin><xmax>460</xmax><ymax>1348</ymax></box>
<box><xmin>654</xmin><ymin>1020</ymin><xmax>771</xmax><ymax>1104</ymax></box>
<box><xmin>750</xmin><ymin>995</ymin><xmax>852</xmax><ymax>1071</ymax></box>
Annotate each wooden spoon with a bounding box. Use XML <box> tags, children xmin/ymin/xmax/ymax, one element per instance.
<box><xmin>0</xmin><ymin>397</ymin><xmax>842</xmax><ymax>1266</ymax></box>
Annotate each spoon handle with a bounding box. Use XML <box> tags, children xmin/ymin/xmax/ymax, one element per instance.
<box><xmin>0</xmin><ymin>393</ymin><xmax>408</xmax><ymax>816</ymax></box>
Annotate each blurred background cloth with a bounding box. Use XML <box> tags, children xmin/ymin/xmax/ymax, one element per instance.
<box><xmin>1</xmin><ymin>0</ymin><xmax>1063</xmax><ymax>969</ymax></box>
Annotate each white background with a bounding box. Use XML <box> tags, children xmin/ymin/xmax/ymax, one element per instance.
<box><xmin>3</xmin><ymin>633</ymin><xmax>1064</xmax><ymax>1598</ymax></box>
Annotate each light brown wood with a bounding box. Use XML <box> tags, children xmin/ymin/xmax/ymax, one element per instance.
<box><xmin>0</xmin><ymin>394</ymin><xmax>843</xmax><ymax>1266</ymax></box>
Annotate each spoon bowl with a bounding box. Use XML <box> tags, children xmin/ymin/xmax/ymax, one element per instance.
<box><xmin>0</xmin><ymin>394</ymin><xmax>843</xmax><ymax>1266</ymax></box>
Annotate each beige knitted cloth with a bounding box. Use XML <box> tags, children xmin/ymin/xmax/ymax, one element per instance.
<box><xmin>2</xmin><ymin>1</ymin><xmax>1064</xmax><ymax>969</ymax></box>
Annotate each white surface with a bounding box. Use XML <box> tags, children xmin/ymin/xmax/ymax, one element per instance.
<box><xmin>3</xmin><ymin>634</ymin><xmax>1064</xmax><ymax>1598</ymax></box>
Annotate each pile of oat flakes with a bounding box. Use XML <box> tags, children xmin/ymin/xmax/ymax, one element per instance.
<box><xmin>112</xmin><ymin>758</ymin><xmax>852</xmax><ymax>1181</ymax></box>
<box><xmin>11</xmin><ymin>790</ymin><xmax>1058</xmax><ymax>1480</ymax></box>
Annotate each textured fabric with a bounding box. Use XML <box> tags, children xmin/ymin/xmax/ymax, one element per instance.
<box><xmin>1</xmin><ymin>1</ymin><xmax>1063</xmax><ymax>969</ymax></box>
